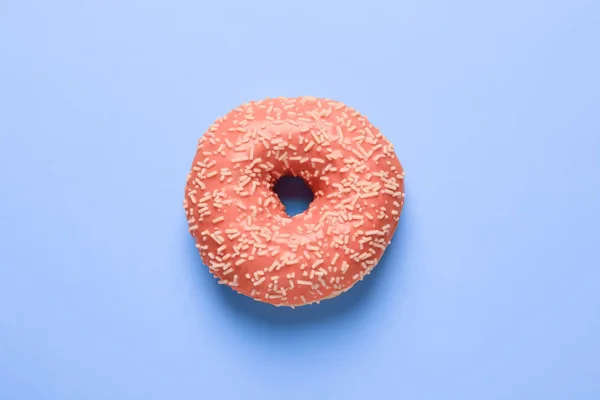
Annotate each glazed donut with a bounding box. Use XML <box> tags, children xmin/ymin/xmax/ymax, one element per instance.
<box><xmin>184</xmin><ymin>97</ymin><xmax>404</xmax><ymax>307</ymax></box>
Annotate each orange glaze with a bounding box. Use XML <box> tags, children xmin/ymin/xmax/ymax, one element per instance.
<box><xmin>184</xmin><ymin>97</ymin><xmax>404</xmax><ymax>307</ymax></box>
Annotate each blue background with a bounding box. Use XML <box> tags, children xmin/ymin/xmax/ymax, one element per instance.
<box><xmin>1</xmin><ymin>1</ymin><xmax>599</xmax><ymax>399</ymax></box>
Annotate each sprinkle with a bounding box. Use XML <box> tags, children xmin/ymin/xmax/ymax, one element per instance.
<box><xmin>304</xmin><ymin>141</ymin><xmax>315</xmax><ymax>152</ymax></box>
<box><xmin>332</xmin><ymin>253</ymin><xmax>339</xmax><ymax>265</ymax></box>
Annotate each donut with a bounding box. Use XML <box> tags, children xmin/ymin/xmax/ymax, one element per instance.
<box><xmin>184</xmin><ymin>97</ymin><xmax>404</xmax><ymax>307</ymax></box>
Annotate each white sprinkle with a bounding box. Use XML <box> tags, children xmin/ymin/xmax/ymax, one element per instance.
<box><xmin>304</xmin><ymin>141</ymin><xmax>315</xmax><ymax>152</ymax></box>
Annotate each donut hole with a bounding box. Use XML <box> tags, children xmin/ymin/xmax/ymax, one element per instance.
<box><xmin>272</xmin><ymin>175</ymin><xmax>314</xmax><ymax>217</ymax></box>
